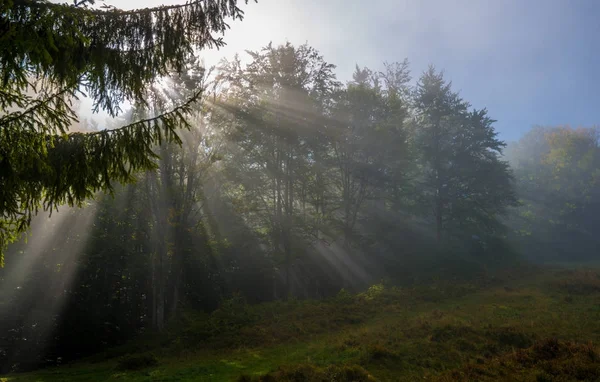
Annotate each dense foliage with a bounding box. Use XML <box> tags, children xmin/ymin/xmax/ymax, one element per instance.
<box><xmin>0</xmin><ymin>41</ymin><xmax>529</xmax><ymax>372</ymax></box>
<box><xmin>1</xmin><ymin>6</ymin><xmax>598</xmax><ymax>374</ymax></box>
<box><xmin>505</xmin><ymin>126</ymin><xmax>600</xmax><ymax>262</ymax></box>
<box><xmin>0</xmin><ymin>0</ymin><xmax>252</xmax><ymax>263</ymax></box>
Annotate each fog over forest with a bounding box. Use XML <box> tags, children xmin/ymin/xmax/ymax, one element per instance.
<box><xmin>1</xmin><ymin>1</ymin><xmax>600</xmax><ymax>381</ymax></box>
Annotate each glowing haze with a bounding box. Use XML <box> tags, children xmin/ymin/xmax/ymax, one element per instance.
<box><xmin>78</xmin><ymin>0</ymin><xmax>600</xmax><ymax>141</ymax></box>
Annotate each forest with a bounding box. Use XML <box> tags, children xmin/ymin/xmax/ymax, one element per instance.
<box><xmin>1</xmin><ymin>1</ymin><xmax>600</xmax><ymax>381</ymax></box>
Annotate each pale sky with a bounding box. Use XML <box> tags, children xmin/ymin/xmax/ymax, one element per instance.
<box><xmin>81</xmin><ymin>0</ymin><xmax>600</xmax><ymax>141</ymax></box>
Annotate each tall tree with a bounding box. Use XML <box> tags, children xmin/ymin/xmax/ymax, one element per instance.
<box><xmin>214</xmin><ymin>42</ymin><xmax>338</xmax><ymax>296</ymax></box>
<box><xmin>138</xmin><ymin>59</ymin><xmax>219</xmax><ymax>330</ymax></box>
<box><xmin>330</xmin><ymin>65</ymin><xmax>409</xmax><ymax>245</ymax></box>
<box><xmin>412</xmin><ymin>67</ymin><xmax>516</xmax><ymax>242</ymax></box>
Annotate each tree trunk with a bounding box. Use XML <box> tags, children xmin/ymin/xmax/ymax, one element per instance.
<box><xmin>436</xmin><ymin>196</ymin><xmax>443</xmax><ymax>242</ymax></box>
<box><xmin>153</xmin><ymin>241</ymin><xmax>166</xmax><ymax>331</ymax></box>
<box><xmin>168</xmin><ymin>226</ymin><xmax>186</xmax><ymax>319</ymax></box>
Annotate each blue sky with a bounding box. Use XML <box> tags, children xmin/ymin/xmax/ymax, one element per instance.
<box><xmin>102</xmin><ymin>0</ymin><xmax>600</xmax><ymax>142</ymax></box>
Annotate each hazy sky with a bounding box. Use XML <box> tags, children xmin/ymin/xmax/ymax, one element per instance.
<box><xmin>93</xmin><ymin>0</ymin><xmax>600</xmax><ymax>141</ymax></box>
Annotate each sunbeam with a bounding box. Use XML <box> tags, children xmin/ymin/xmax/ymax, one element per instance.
<box><xmin>5</xmin><ymin>1</ymin><xmax>600</xmax><ymax>379</ymax></box>
<box><xmin>0</xmin><ymin>204</ymin><xmax>97</xmax><ymax>370</ymax></box>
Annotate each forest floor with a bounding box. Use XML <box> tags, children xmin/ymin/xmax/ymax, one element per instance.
<box><xmin>4</xmin><ymin>264</ymin><xmax>600</xmax><ymax>381</ymax></box>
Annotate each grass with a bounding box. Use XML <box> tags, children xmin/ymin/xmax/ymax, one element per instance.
<box><xmin>4</xmin><ymin>264</ymin><xmax>600</xmax><ymax>381</ymax></box>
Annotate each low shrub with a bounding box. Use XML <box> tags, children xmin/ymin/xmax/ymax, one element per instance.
<box><xmin>429</xmin><ymin>325</ymin><xmax>476</xmax><ymax>342</ymax></box>
<box><xmin>487</xmin><ymin>326</ymin><xmax>536</xmax><ymax>349</ymax></box>
<box><xmin>433</xmin><ymin>338</ymin><xmax>600</xmax><ymax>381</ymax></box>
<box><xmin>551</xmin><ymin>270</ymin><xmax>600</xmax><ymax>295</ymax></box>
<box><xmin>362</xmin><ymin>343</ymin><xmax>397</xmax><ymax>361</ymax></box>
<box><xmin>115</xmin><ymin>353</ymin><xmax>158</xmax><ymax>371</ymax></box>
<box><xmin>238</xmin><ymin>363</ymin><xmax>375</xmax><ymax>382</ymax></box>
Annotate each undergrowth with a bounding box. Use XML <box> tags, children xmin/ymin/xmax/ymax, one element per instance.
<box><xmin>433</xmin><ymin>338</ymin><xmax>600</xmax><ymax>381</ymax></box>
<box><xmin>115</xmin><ymin>354</ymin><xmax>159</xmax><ymax>371</ymax></box>
<box><xmin>5</xmin><ymin>265</ymin><xmax>600</xmax><ymax>381</ymax></box>
<box><xmin>238</xmin><ymin>363</ymin><xmax>376</xmax><ymax>382</ymax></box>
<box><xmin>550</xmin><ymin>269</ymin><xmax>600</xmax><ymax>295</ymax></box>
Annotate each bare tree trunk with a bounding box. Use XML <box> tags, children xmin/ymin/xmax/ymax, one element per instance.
<box><xmin>147</xmin><ymin>160</ymin><xmax>169</xmax><ymax>332</ymax></box>
<box><xmin>284</xmin><ymin>147</ymin><xmax>293</xmax><ymax>298</ymax></box>
<box><xmin>434</xmin><ymin>118</ymin><xmax>443</xmax><ymax>243</ymax></box>
<box><xmin>156</xmin><ymin>248</ymin><xmax>165</xmax><ymax>331</ymax></box>
<box><xmin>170</xmin><ymin>284</ymin><xmax>179</xmax><ymax>318</ymax></box>
<box><xmin>151</xmin><ymin>248</ymin><xmax>166</xmax><ymax>331</ymax></box>
<box><xmin>168</xmin><ymin>225</ymin><xmax>187</xmax><ymax>319</ymax></box>
<box><xmin>436</xmin><ymin>197</ymin><xmax>443</xmax><ymax>243</ymax></box>
<box><xmin>151</xmin><ymin>254</ymin><xmax>157</xmax><ymax>330</ymax></box>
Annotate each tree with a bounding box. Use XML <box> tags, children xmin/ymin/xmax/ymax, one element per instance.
<box><xmin>412</xmin><ymin>67</ymin><xmax>516</xmax><ymax>242</ymax></box>
<box><xmin>213</xmin><ymin>42</ymin><xmax>339</xmax><ymax>296</ymax></box>
<box><xmin>0</xmin><ymin>0</ymin><xmax>253</xmax><ymax>263</ymax></box>
<box><xmin>505</xmin><ymin>126</ymin><xmax>600</xmax><ymax>260</ymax></box>
<box><xmin>143</xmin><ymin>60</ymin><xmax>221</xmax><ymax>329</ymax></box>
<box><xmin>330</xmin><ymin>64</ymin><xmax>410</xmax><ymax>247</ymax></box>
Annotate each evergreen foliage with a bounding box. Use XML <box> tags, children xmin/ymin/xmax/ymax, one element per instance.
<box><xmin>0</xmin><ymin>0</ymin><xmax>253</xmax><ymax>263</ymax></box>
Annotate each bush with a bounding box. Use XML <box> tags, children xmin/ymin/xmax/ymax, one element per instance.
<box><xmin>116</xmin><ymin>353</ymin><xmax>158</xmax><ymax>371</ymax></box>
<box><xmin>326</xmin><ymin>364</ymin><xmax>375</xmax><ymax>381</ymax></box>
<box><xmin>488</xmin><ymin>327</ymin><xmax>536</xmax><ymax>349</ymax></box>
<box><xmin>551</xmin><ymin>270</ymin><xmax>600</xmax><ymax>295</ymax></box>
<box><xmin>360</xmin><ymin>284</ymin><xmax>385</xmax><ymax>301</ymax></box>
<box><xmin>210</xmin><ymin>293</ymin><xmax>257</xmax><ymax>330</ymax></box>
<box><xmin>362</xmin><ymin>343</ymin><xmax>397</xmax><ymax>362</ymax></box>
<box><xmin>430</xmin><ymin>325</ymin><xmax>472</xmax><ymax>342</ymax></box>
<box><xmin>175</xmin><ymin>294</ymin><xmax>259</xmax><ymax>348</ymax></box>
<box><xmin>240</xmin><ymin>363</ymin><xmax>375</xmax><ymax>381</ymax></box>
<box><xmin>335</xmin><ymin>289</ymin><xmax>353</xmax><ymax>304</ymax></box>
<box><xmin>434</xmin><ymin>339</ymin><xmax>600</xmax><ymax>381</ymax></box>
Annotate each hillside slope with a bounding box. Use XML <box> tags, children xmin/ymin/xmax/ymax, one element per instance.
<box><xmin>4</xmin><ymin>266</ymin><xmax>600</xmax><ymax>381</ymax></box>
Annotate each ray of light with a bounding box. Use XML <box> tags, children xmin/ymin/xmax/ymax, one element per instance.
<box><xmin>0</xmin><ymin>203</ymin><xmax>98</xmax><ymax>367</ymax></box>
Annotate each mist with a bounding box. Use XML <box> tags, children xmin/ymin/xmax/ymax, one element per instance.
<box><xmin>2</xmin><ymin>1</ymin><xmax>600</xmax><ymax>381</ymax></box>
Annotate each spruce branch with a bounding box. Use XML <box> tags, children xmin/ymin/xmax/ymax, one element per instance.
<box><xmin>85</xmin><ymin>88</ymin><xmax>204</xmax><ymax>138</ymax></box>
<box><xmin>0</xmin><ymin>81</ymin><xmax>81</xmax><ymax>133</ymax></box>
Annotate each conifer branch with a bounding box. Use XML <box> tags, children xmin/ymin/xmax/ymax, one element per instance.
<box><xmin>0</xmin><ymin>0</ymin><xmax>253</xmax><ymax>264</ymax></box>
<box><xmin>0</xmin><ymin>82</ymin><xmax>80</xmax><ymax>133</ymax></box>
<box><xmin>85</xmin><ymin>89</ymin><xmax>203</xmax><ymax>137</ymax></box>
<box><xmin>15</xmin><ymin>0</ymin><xmax>250</xmax><ymax>18</ymax></box>
<box><xmin>2</xmin><ymin>0</ymin><xmax>253</xmax><ymax>116</ymax></box>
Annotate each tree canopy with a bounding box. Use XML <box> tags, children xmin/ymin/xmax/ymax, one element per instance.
<box><xmin>3</xmin><ymin>40</ymin><xmax>582</xmax><ymax>373</ymax></box>
<box><xmin>505</xmin><ymin>126</ymin><xmax>600</xmax><ymax>261</ymax></box>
